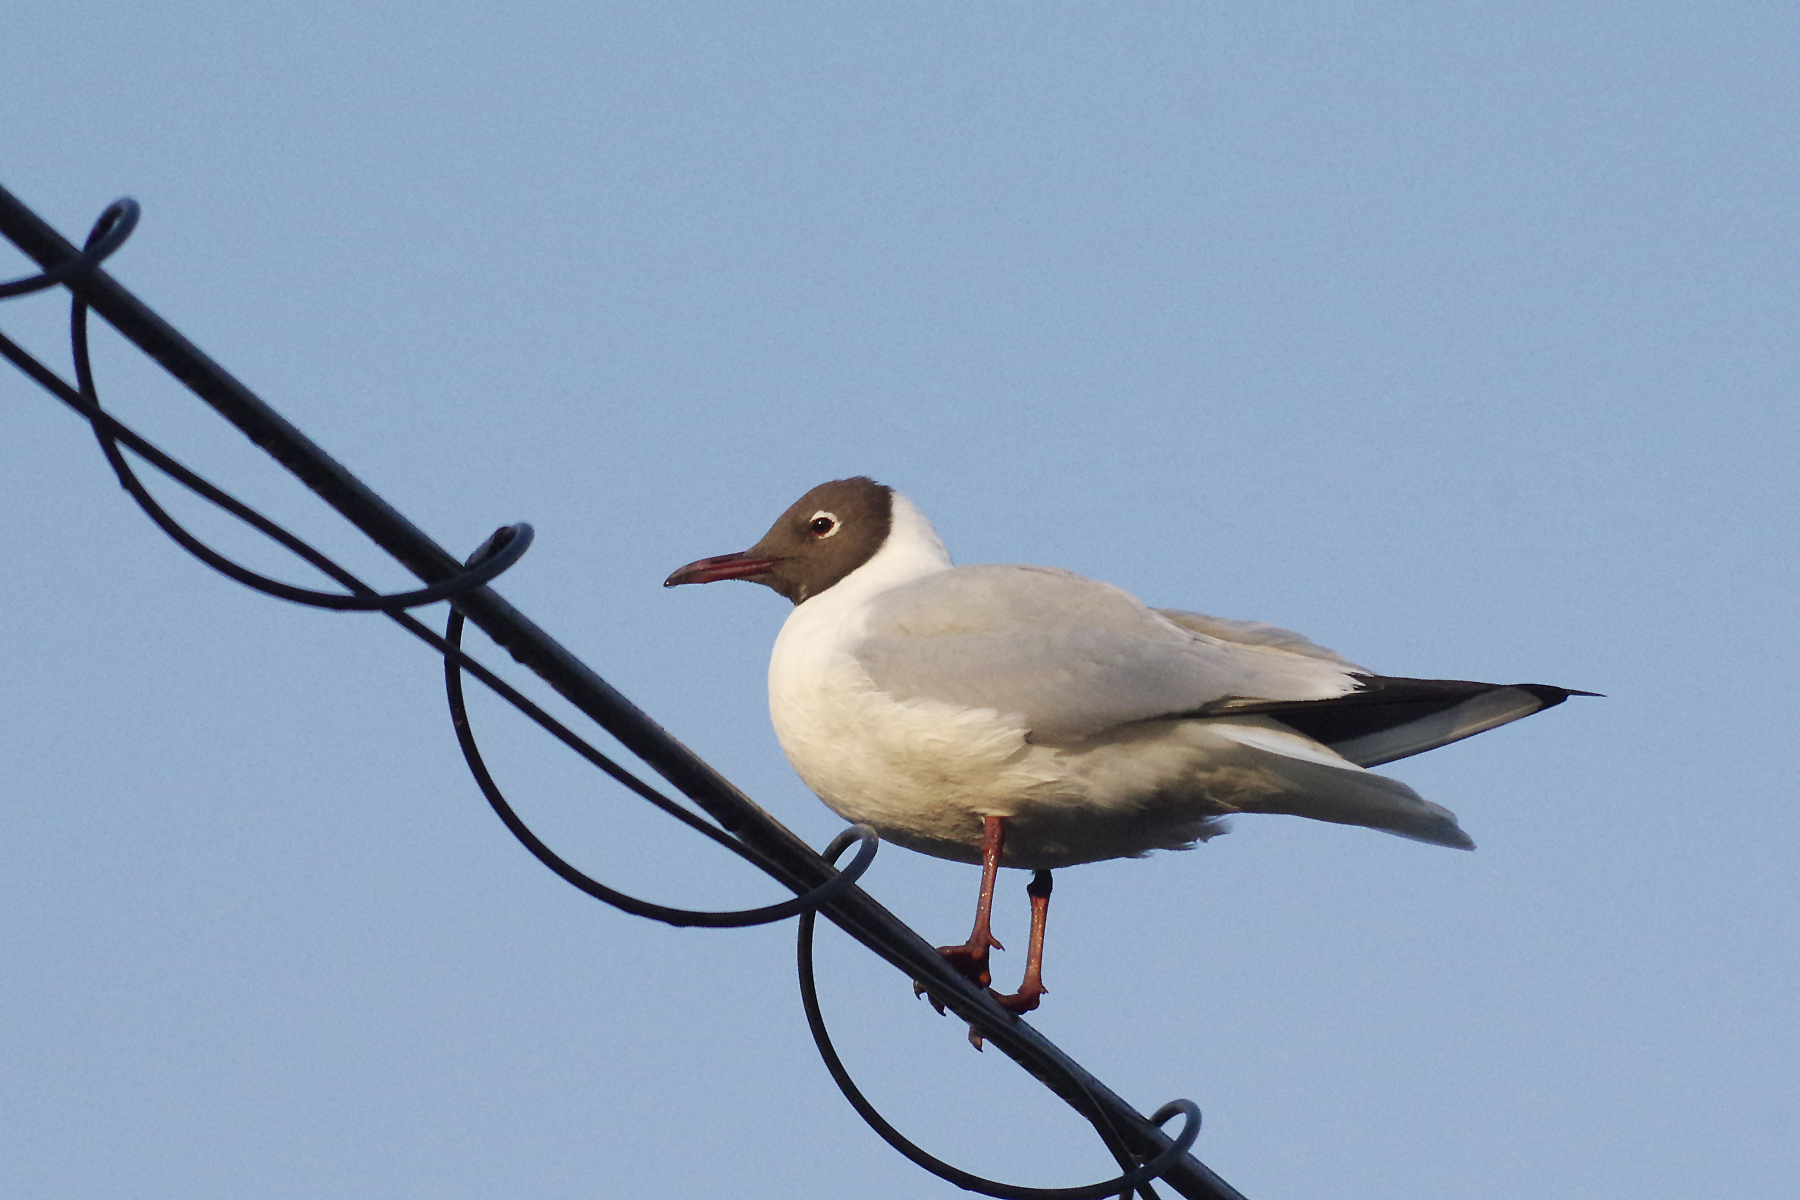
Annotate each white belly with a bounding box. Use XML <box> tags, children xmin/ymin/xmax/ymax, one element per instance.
<box><xmin>770</xmin><ymin>648</ymin><xmax>1249</xmax><ymax>868</ymax></box>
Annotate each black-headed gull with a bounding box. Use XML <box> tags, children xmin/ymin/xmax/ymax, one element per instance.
<box><xmin>666</xmin><ymin>477</ymin><xmax>1589</xmax><ymax>1014</ymax></box>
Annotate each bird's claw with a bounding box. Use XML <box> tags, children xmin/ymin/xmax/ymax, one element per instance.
<box><xmin>934</xmin><ymin>934</ymin><xmax>1002</xmax><ymax>989</ymax></box>
<box><xmin>918</xmin><ymin>930</ymin><xmax>1028</xmax><ymax>1046</ymax></box>
<box><xmin>911</xmin><ymin>978</ymin><xmax>949</xmax><ymax>1015</ymax></box>
<box><xmin>988</xmin><ymin>983</ymin><xmax>1046</xmax><ymax>1016</ymax></box>
<box><xmin>965</xmin><ymin>987</ymin><xmax>1045</xmax><ymax>1048</ymax></box>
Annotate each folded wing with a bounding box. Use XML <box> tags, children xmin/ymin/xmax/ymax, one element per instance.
<box><xmin>854</xmin><ymin>565</ymin><xmax>1363</xmax><ymax>741</ymax></box>
<box><xmin>856</xmin><ymin>564</ymin><xmax>1589</xmax><ymax>761</ymax></box>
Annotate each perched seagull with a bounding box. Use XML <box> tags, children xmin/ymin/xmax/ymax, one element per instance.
<box><xmin>665</xmin><ymin>477</ymin><xmax>1590</xmax><ymax>1017</ymax></box>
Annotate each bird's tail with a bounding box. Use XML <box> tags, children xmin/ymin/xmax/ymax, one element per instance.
<box><xmin>1202</xmin><ymin>717</ymin><xmax>1476</xmax><ymax>849</ymax></box>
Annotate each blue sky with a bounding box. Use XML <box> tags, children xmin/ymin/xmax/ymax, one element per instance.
<box><xmin>3</xmin><ymin>4</ymin><xmax>1795</xmax><ymax>1197</ymax></box>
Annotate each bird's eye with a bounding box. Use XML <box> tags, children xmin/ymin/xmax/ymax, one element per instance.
<box><xmin>808</xmin><ymin>511</ymin><xmax>840</xmax><ymax>538</ymax></box>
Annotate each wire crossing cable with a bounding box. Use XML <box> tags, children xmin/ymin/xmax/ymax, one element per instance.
<box><xmin>0</xmin><ymin>183</ymin><xmax>1248</xmax><ymax>1200</ymax></box>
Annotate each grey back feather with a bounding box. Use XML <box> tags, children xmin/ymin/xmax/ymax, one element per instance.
<box><xmin>853</xmin><ymin>565</ymin><xmax>1361</xmax><ymax>741</ymax></box>
<box><xmin>1151</xmin><ymin>609</ymin><xmax>1368</xmax><ymax>672</ymax></box>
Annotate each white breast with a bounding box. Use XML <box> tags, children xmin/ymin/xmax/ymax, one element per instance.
<box><xmin>767</xmin><ymin>492</ymin><xmax>1018</xmax><ymax>855</ymax></box>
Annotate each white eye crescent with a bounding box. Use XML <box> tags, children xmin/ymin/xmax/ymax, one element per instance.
<box><xmin>807</xmin><ymin>511</ymin><xmax>841</xmax><ymax>538</ymax></box>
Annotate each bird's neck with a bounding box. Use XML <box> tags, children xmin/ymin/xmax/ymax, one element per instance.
<box><xmin>825</xmin><ymin>490</ymin><xmax>952</xmax><ymax>602</ymax></box>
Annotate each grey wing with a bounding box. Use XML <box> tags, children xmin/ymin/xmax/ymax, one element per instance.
<box><xmin>1152</xmin><ymin>609</ymin><xmax>1370</xmax><ymax>672</ymax></box>
<box><xmin>853</xmin><ymin>565</ymin><xmax>1362</xmax><ymax>741</ymax></box>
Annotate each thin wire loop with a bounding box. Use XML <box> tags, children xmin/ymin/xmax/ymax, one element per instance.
<box><xmin>798</xmin><ymin>833</ymin><xmax>1202</xmax><ymax>1200</ymax></box>
<box><xmin>71</xmin><ymin>330</ymin><xmax>531</xmax><ymax>611</ymax></box>
<box><xmin>0</xmin><ymin>197</ymin><xmax>138</xmax><ymax>298</ymax></box>
<box><xmin>445</xmin><ymin>596</ymin><xmax>879</xmax><ymax>927</ymax></box>
<box><xmin>50</xmin><ymin>202</ymin><xmax>534</xmax><ymax>614</ymax></box>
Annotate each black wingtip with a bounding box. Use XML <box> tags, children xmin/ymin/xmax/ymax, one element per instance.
<box><xmin>1519</xmin><ymin>684</ymin><xmax>1605</xmax><ymax>708</ymax></box>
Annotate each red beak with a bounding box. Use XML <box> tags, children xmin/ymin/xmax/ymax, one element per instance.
<box><xmin>663</xmin><ymin>551</ymin><xmax>782</xmax><ymax>587</ymax></box>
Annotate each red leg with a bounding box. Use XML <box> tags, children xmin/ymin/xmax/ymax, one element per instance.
<box><xmin>992</xmin><ymin>870</ymin><xmax>1053</xmax><ymax>1015</ymax></box>
<box><xmin>935</xmin><ymin>813</ymin><xmax>1008</xmax><ymax>988</ymax></box>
